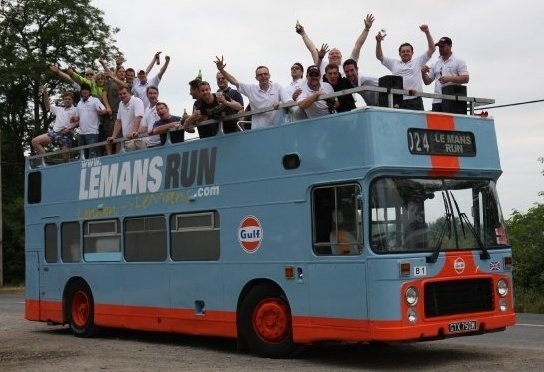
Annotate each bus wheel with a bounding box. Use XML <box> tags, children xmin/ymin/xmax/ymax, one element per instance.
<box><xmin>67</xmin><ymin>282</ymin><xmax>98</xmax><ymax>337</ymax></box>
<box><xmin>239</xmin><ymin>284</ymin><xmax>298</xmax><ymax>358</ymax></box>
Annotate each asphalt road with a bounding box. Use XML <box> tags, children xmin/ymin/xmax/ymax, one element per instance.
<box><xmin>1</xmin><ymin>291</ymin><xmax>543</xmax><ymax>371</ymax></box>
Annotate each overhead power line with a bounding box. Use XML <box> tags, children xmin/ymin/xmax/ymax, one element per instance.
<box><xmin>477</xmin><ymin>99</ymin><xmax>544</xmax><ymax>110</ymax></box>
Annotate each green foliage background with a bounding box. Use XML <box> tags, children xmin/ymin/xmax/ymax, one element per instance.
<box><xmin>0</xmin><ymin>0</ymin><xmax>120</xmax><ymax>284</ymax></box>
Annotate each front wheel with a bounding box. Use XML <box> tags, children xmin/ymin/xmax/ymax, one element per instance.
<box><xmin>238</xmin><ymin>284</ymin><xmax>298</xmax><ymax>358</ymax></box>
<box><xmin>66</xmin><ymin>282</ymin><xmax>98</xmax><ymax>337</ymax></box>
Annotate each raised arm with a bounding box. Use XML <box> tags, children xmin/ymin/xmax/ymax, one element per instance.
<box><xmin>49</xmin><ymin>64</ymin><xmax>76</xmax><ymax>85</ymax></box>
<box><xmin>145</xmin><ymin>51</ymin><xmax>162</xmax><ymax>75</ymax></box>
<box><xmin>296</xmin><ymin>23</ymin><xmax>320</xmax><ymax>65</ymax></box>
<box><xmin>157</xmin><ymin>55</ymin><xmax>170</xmax><ymax>80</ymax></box>
<box><xmin>350</xmin><ymin>14</ymin><xmax>375</xmax><ymax>62</ymax></box>
<box><xmin>375</xmin><ymin>32</ymin><xmax>385</xmax><ymax>62</ymax></box>
<box><xmin>214</xmin><ymin>56</ymin><xmax>239</xmax><ymax>88</ymax></box>
<box><xmin>420</xmin><ymin>24</ymin><xmax>435</xmax><ymax>58</ymax></box>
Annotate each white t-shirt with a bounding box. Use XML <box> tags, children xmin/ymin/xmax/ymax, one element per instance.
<box><xmin>283</xmin><ymin>78</ymin><xmax>305</xmax><ymax>102</ymax></box>
<box><xmin>238</xmin><ymin>81</ymin><xmax>284</xmax><ymax>129</ymax></box>
<box><xmin>118</xmin><ymin>96</ymin><xmax>145</xmax><ymax>137</ymax></box>
<box><xmin>296</xmin><ymin>81</ymin><xmax>335</xmax><ymax>118</ymax></box>
<box><xmin>382</xmin><ymin>53</ymin><xmax>431</xmax><ymax>100</ymax></box>
<box><xmin>142</xmin><ymin>104</ymin><xmax>161</xmax><ymax>146</ymax></box>
<box><xmin>132</xmin><ymin>75</ymin><xmax>161</xmax><ymax>109</ymax></box>
<box><xmin>49</xmin><ymin>105</ymin><xmax>78</xmax><ymax>132</ymax></box>
<box><xmin>77</xmin><ymin>96</ymin><xmax>105</xmax><ymax>134</ymax></box>
<box><xmin>427</xmin><ymin>54</ymin><xmax>469</xmax><ymax>103</ymax></box>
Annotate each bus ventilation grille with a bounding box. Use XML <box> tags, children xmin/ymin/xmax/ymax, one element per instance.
<box><xmin>424</xmin><ymin>278</ymin><xmax>494</xmax><ymax>318</ymax></box>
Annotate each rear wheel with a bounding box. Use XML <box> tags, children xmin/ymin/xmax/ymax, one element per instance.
<box><xmin>67</xmin><ymin>282</ymin><xmax>98</xmax><ymax>337</ymax></box>
<box><xmin>238</xmin><ymin>284</ymin><xmax>298</xmax><ymax>358</ymax></box>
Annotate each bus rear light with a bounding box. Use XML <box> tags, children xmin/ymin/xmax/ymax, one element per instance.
<box><xmin>503</xmin><ymin>256</ymin><xmax>513</xmax><ymax>270</ymax></box>
<box><xmin>284</xmin><ymin>266</ymin><xmax>294</xmax><ymax>280</ymax></box>
<box><xmin>400</xmin><ymin>262</ymin><xmax>411</xmax><ymax>277</ymax></box>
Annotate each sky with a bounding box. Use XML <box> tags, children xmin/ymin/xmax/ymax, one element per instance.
<box><xmin>92</xmin><ymin>0</ymin><xmax>543</xmax><ymax>218</ymax></box>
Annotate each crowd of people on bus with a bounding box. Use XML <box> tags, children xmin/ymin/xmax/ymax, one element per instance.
<box><xmin>31</xmin><ymin>14</ymin><xmax>469</xmax><ymax>160</ymax></box>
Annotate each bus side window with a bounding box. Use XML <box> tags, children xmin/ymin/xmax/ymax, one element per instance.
<box><xmin>44</xmin><ymin>223</ymin><xmax>58</xmax><ymax>263</ymax></box>
<box><xmin>61</xmin><ymin>221</ymin><xmax>81</xmax><ymax>262</ymax></box>
<box><xmin>83</xmin><ymin>219</ymin><xmax>121</xmax><ymax>262</ymax></box>
<box><xmin>170</xmin><ymin>211</ymin><xmax>220</xmax><ymax>261</ymax></box>
<box><xmin>124</xmin><ymin>216</ymin><xmax>167</xmax><ymax>262</ymax></box>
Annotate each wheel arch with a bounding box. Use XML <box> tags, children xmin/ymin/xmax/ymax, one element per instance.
<box><xmin>62</xmin><ymin>276</ymin><xmax>91</xmax><ymax>323</ymax></box>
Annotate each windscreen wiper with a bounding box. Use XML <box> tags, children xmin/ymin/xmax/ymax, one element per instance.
<box><xmin>449</xmin><ymin>192</ymin><xmax>490</xmax><ymax>260</ymax></box>
<box><xmin>427</xmin><ymin>191</ymin><xmax>452</xmax><ymax>263</ymax></box>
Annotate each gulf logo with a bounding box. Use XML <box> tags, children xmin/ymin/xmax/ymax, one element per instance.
<box><xmin>454</xmin><ymin>257</ymin><xmax>465</xmax><ymax>274</ymax></box>
<box><xmin>238</xmin><ymin>215</ymin><xmax>263</xmax><ymax>253</ymax></box>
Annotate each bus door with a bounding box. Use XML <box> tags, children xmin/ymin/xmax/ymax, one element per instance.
<box><xmin>168</xmin><ymin>211</ymin><xmax>223</xmax><ymax>327</ymax></box>
<box><xmin>308</xmin><ymin>184</ymin><xmax>368</xmax><ymax>325</ymax></box>
<box><xmin>38</xmin><ymin>217</ymin><xmax>62</xmax><ymax>306</ymax></box>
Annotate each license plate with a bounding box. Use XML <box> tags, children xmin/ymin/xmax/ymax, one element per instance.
<box><xmin>448</xmin><ymin>320</ymin><xmax>477</xmax><ymax>333</ymax></box>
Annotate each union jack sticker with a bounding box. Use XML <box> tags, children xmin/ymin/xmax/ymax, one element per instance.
<box><xmin>489</xmin><ymin>261</ymin><xmax>501</xmax><ymax>271</ymax></box>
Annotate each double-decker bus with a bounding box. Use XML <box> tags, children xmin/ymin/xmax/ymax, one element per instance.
<box><xmin>24</xmin><ymin>87</ymin><xmax>515</xmax><ymax>357</ymax></box>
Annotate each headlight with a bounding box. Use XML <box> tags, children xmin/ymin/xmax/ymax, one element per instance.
<box><xmin>407</xmin><ymin>308</ymin><xmax>418</xmax><ymax>324</ymax></box>
<box><xmin>405</xmin><ymin>286</ymin><xmax>419</xmax><ymax>306</ymax></box>
<box><xmin>497</xmin><ymin>279</ymin><xmax>508</xmax><ymax>297</ymax></box>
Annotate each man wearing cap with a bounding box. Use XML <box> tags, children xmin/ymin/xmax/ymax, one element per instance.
<box><xmin>214</xmin><ymin>56</ymin><xmax>285</xmax><ymax>129</ymax></box>
<box><xmin>75</xmin><ymin>83</ymin><xmax>108</xmax><ymax>158</ymax></box>
<box><xmin>132</xmin><ymin>52</ymin><xmax>171</xmax><ymax>109</ymax></box>
<box><xmin>296</xmin><ymin>65</ymin><xmax>337</xmax><ymax>118</ymax></box>
<box><xmin>376</xmin><ymin>24</ymin><xmax>436</xmax><ymax>110</ymax></box>
<box><xmin>422</xmin><ymin>37</ymin><xmax>469</xmax><ymax>112</ymax></box>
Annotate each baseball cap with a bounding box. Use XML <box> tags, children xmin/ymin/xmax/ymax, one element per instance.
<box><xmin>435</xmin><ymin>37</ymin><xmax>452</xmax><ymax>46</ymax></box>
<box><xmin>307</xmin><ymin>65</ymin><xmax>320</xmax><ymax>75</ymax></box>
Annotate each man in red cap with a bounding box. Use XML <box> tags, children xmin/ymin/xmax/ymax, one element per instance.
<box><xmin>422</xmin><ymin>37</ymin><xmax>469</xmax><ymax>112</ymax></box>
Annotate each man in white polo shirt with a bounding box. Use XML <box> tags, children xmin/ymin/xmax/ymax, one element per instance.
<box><xmin>214</xmin><ymin>56</ymin><xmax>284</xmax><ymax>129</ymax></box>
<box><xmin>296</xmin><ymin>65</ymin><xmax>337</xmax><ymax>118</ymax></box>
<box><xmin>107</xmin><ymin>86</ymin><xmax>145</xmax><ymax>152</ymax></box>
<box><xmin>376</xmin><ymin>24</ymin><xmax>435</xmax><ymax>110</ymax></box>
<box><xmin>76</xmin><ymin>83</ymin><xmax>107</xmax><ymax>158</ymax></box>
<box><xmin>421</xmin><ymin>36</ymin><xmax>469</xmax><ymax>112</ymax></box>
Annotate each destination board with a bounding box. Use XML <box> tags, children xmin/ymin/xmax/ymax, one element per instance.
<box><xmin>407</xmin><ymin>128</ymin><xmax>476</xmax><ymax>156</ymax></box>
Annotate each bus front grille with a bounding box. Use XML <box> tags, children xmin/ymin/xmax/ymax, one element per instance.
<box><xmin>424</xmin><ymin>278</ymin><xmax>494</xmax><ymax>318</ymax></box>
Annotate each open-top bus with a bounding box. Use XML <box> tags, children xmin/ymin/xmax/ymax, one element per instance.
<box><xmin>25</xmin><ymin>86</ymin><xmax>515</xmax><ymax>357</ymax></box>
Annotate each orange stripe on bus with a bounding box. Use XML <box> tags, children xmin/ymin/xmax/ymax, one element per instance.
<box><xmin>426</xmin><ymin>114</ymin><xmax>460</xmax><ymax>177</ymax></box>
<box><xmin>26</xmin><ymin>296</ymin><xmax>515</xmax><ymax>344</ymax></box>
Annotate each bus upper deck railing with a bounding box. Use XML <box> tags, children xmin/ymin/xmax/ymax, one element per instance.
<box><xmin>26</xmin><ymin>85</ymin><xmax>494</xmax><ymax>168</ymax></box>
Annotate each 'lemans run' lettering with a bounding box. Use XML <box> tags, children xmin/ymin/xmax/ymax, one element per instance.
<box><xmin>79</xmin><ymin>147</ymin><xmax>217</xmax><ymax>200</ymax></box>
<box><xmin>164</xmin><ymin>147</ymin><xmax>217</xmax><ymax>189</ymax></box>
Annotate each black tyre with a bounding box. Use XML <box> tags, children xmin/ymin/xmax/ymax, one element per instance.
<box><xmin>66</xmin><ymin>281</ymin><xmax>98</xmax><ymax>337</ymax></box>
<box><xmin>238</xmin><ymin>284</ymin><xmax>298</xmax><ymax>358</ymax></box>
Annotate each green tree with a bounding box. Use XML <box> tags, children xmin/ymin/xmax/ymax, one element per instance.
<box><xmin>0</xmin><ymin>0</ymin><xmax>121</xmax><ymax>284</ymax></box>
